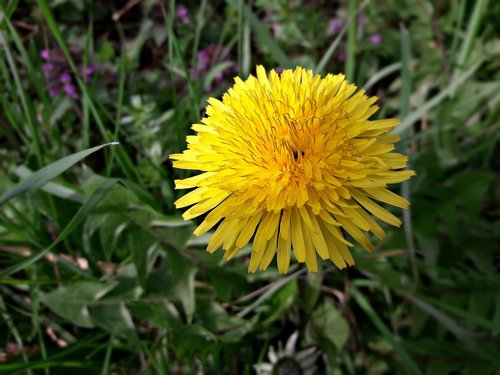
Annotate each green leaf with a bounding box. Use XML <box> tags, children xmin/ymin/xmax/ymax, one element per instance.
<box><xmin>171</xmin><ymin>324</ymin><xmax>217</xmax><ymax>355</ymax></box>
<box><xmin>0</xmin><ymin>142</ymin><xmax>118</xmax><ymax>206</ymax></box>
<box><xmin>312</xmin><ymin>300</ymin><xmax>349</xmax><ymax>351</ymax></box>
<box><xmin>146</xmin><ymin>249</ymin><xmax>198</xmax><ymax>323</ymax></box>
<box><xmin>167</xmin><ymin>249</ymin><xmax>198</xmax><ymax>323</ymax></box>
<box><xmin>42</xmin><ymin>281</ymin><xmax>117</xmax><ymax>328</ymax></box>
<box><xmin>89</xmin><ymin>302</ymin><xmax>138</xmax><ymax>344</ymax></box>
<box><xmin>128</xmin><ymin>227</ymin><xmax>155</xmax><ymax>289</ymax></box>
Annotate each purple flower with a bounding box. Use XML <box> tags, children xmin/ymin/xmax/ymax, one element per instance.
<box><xmin>176</xmin><ymin>5</ymin><xmax>189</xmax><ymax>24</ymax></box>
<box><xmin>329</xmin><ymin>18</ymin><xmax>344</xmax><ymax>34</ymax></box>
<box><xmin>370</xmin><ymin>34</ymin><xmax>382</xmax><ymax>45</ymax></box>
<box><xmin>198</xmin><ymin>50</ymin><xmax>210</xmax><ymax>68</ymax></box>
<box><xmin>40</xmin><ymin>45</ymin><xmax>96</xmax><ymax>100</ymax></box>
<box><xmin>190</xmin><ymin>44</ymin><xmax>236</xmax><ymax>92</ymax></box>
<box><xmin>64</xmin><ymin>84</ymin><xmax>79</xmax><ymax>99</ymax></box>
<box><xmin>82</xmin><ymin>65</ymin><xmax>94</xmax><ymax>76</ymax></box>
<box><xmin>60</xmin><ymin>72</ymin><xmax>71</xmax><ymax>83</ymax></box>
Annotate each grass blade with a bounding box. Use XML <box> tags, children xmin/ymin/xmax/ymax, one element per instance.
<box><xmin>394</xmin><ymin>60</ymin><xmax>481</xmax><ymax>136</ymax></box>
<box><xmin>351</xmin><ymin>288</ymin><xmax>422</xmax><ymax>375</ymax></box>
<box><xmin>227</xmin><ymin>0</ymin><xmax>291</xmax><ymax>68</ymax></box>
<box><xmin>0</xmin><ymin>177</ymin><xmax>118</xmax><ymax>278</ymax></box>
<box><xmin>0</xmin><ymin>142</ymin><xmax>118</xmax><ymax>206</ymax></box>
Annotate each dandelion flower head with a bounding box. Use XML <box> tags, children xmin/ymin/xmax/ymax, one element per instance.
<box><xmin>170</xmin><ymin>66</ymin><xmax>414</xmax><ymax>274</ymax></box>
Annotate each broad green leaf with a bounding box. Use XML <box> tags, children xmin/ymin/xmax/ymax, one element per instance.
<box><xmin>89</xmin><ymin>302</ymin><xmax>138</xmax><ymax>344</ymax></box>
<box><xmin>128</xmin><ymin>227</ymin><xmax>155</xmax><ymax>288</ymax></box>
<box><xmin>146</xmin><ymin>249</ymin><xmax>198</xmax><ymax>323</ymax></box>
<box><xmin>167</xmin><ymin>249</ymin><xmax>198</xmax><ymax>323</ymax></box>
<box><xmin>42</xmin><ymin>281</ymin><xmax>117</xmax><ymax>328</ymax></box>
<box><xmin>312</xmin><ymin>300</ymin><xmax>349</xmax><ymax>351</ymax></box>
<box><xmin>0</xmin><ymin>142</ymin><xmax>118</xmax><ymax>206</ymax></box>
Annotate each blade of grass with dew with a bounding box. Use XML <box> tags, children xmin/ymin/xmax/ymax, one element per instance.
<box><xmin>0</xmin><ymin>142</ymin><xmax>118</xmax><ymax>206</ymax></box>
<box><xmin>399</xmin><ymin>24</ymin><xmax>418</xmax><ymax>287</ymax></box>
<box><xmin>351</xmin><ymin>288</ymin><xmax>422</xmax><ymax>375</ymax></box>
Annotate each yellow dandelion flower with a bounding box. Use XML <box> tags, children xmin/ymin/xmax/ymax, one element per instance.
<box><xmin>170</xmin><ymin>66</ymin><xmax>415</xmax><ymax>274</ymax></box>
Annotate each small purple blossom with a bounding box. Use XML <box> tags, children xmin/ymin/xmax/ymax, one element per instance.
<box><xmin>176</xmin><ymin>5</ymin><xmax>189</xmax><ymax>24</ymax></box>
<box><xmin>370</xmin><ymin>34</ymin><xmax>382</xmax><ymax>45</ymax></box>
<box><xmin>197</xmin><ymin>50</ymin><xmax>210</xmax><ymax>68</ymax></box>
<box><xmin>329</xmin><ymin>18</ymin><xmax>344</xmax><ymax>34</ymax></box>
<box><xmin>82</xmin><ymin>65</ymin><xmax>94</xmax><ymax>76</ymax></box>
<box><xmin>40</xmin><ymin>45</ymin><xmax>95</xmax><ymax>99</ymax></box>
<box><xmin>60</xmin><ymin>72</ymin><xmax>71</xmax><ymax>83</ymax></box>
<box><xmin>189</xmin><ymin>44</ymin><xmax>237</xmax><ymax>92</ymax></box>
<box><xmin>64</xmin><ymin>84</ymin><xmax>79</xmax><ymax>99</ymax></box>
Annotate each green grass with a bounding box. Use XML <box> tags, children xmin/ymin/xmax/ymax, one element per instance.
<box><xmin>0</xmin><ymin>1</ymin><xmax>499</xmax><ymax>374</ymax></box>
